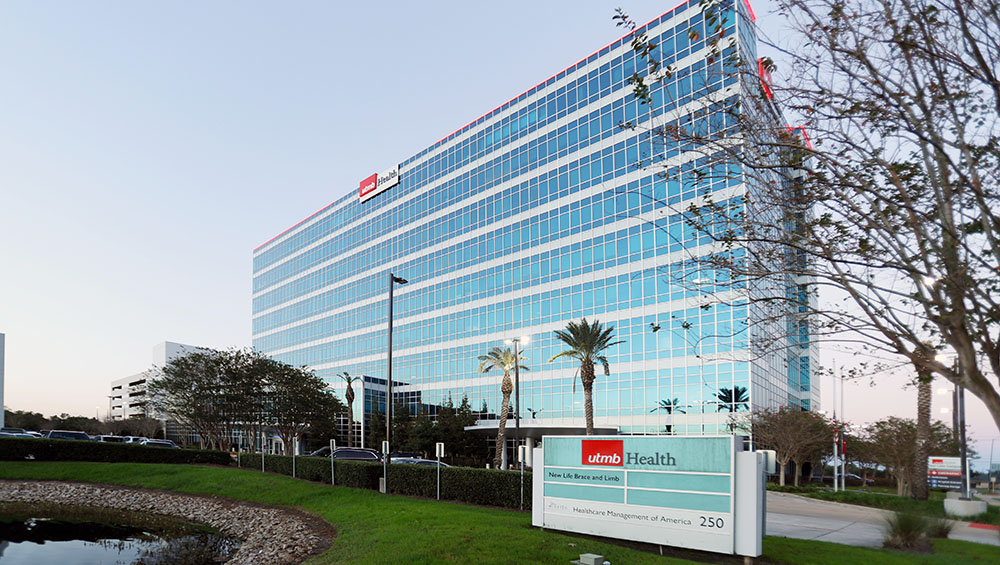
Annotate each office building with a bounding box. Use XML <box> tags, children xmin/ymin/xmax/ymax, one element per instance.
<box><xmin>110</xmin><ymin>341</ymin><xmax>205</xmax><ymax>421</ymax></box>
<box><xmin>252</xmin><ymin>0</ymin><xmax>817</xmax><ymax>452</ymax></box>
<box><xmin>0</xmin><ymin>333</ymin><xmax>5</xmax><ymax>429</ymax></box>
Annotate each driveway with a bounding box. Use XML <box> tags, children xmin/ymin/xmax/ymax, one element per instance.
<box><xmin>766</xmin><ymin>491</ymin><xmax>1000</xmax><ymax>548</ymax></box>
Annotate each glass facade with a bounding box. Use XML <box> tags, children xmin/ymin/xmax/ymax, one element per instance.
<box><xmin>252</xmin><ymin>0</ymin><xmax>817</xmax><ymax>446</ymax></box>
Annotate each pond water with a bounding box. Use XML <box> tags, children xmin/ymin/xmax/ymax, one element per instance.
<box><xmin>0</xmin><ymin>508</ymin><xmax>239</xmax><ymax>564</ymax></box>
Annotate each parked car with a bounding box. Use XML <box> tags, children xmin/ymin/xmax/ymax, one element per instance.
<box><xmin>95</xmin><ymin>435</ymin><xmax>127</xmax><ymax>443</ymax></box>
<box><xmin>327</xmin><ymin>448</ymin><xmax>382</xmax><ymax>461</ymax></box>
<box><xmin>309</xmin><ymin>447</ymin><xmax>384</xmax><ymax>461</ymax></box>
<box><xmin>122</xmin><ymin>436</ymin><xmax>147</xmax><ymax>444</ymax></box>
<box><xmin>45</xmin><ymin>430</ymin><xmax>93</xmax><ymax>441</ymax></box>
<box><xmin>812</xmin><ymin>473</ymin><xmax>875</xmax><ymax>487</ymax></box>
<box><xmin>1</xmin><ymin>427</ymin><xmax>27</xmax><ymax>434</ymax></box>
<box><xmin>24</xmin><ymin>431</ymin><xmax>43</xmax><ymax>438</ymax></box>
<box><xmin>0</xmin><ymin>431</ymin><xmax>35</xmax><ymax>438</ymax></box>
<box><xmin>391</xmin><ymin>457</ymin><xmax>450</xmax><ymax>468</ymax></box>
<box><xmin>308</xmin><ymin>446</ymin><xmax>333</xmax><ymax>457</ymax></box>
<box><xmin>139</xmin><ymin>439</ymin><xmax>180</xmax><ymax>449</ymax></box>
<box><xmin>837</xmin><ymin>473</ymin><xmax>875</xmax><ymax>486</ymax></box>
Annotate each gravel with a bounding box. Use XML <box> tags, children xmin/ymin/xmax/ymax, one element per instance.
<box><xmin>0</xmin><ymin>480</ymin><xmax>333</xmax><ymax>564</ymax></box>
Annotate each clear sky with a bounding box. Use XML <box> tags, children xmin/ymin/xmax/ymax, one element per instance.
<box><xmin>1</xmin><ymin>1</ymin><xmax>996</xmax><ymax>468</ymax></box>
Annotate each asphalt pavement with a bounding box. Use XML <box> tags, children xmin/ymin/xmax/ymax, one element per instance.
<box><xmin>765</xmin><ymin>491</ymin><xmax>1000</xmax><ymax>548</ymax></box>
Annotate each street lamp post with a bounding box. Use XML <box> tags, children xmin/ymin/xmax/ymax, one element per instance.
<box><xmin>385</xmin><ymin>272</ymin><xmax>407</xmax><ymax>493</ymax></box>
<box><xmin>840</xmin><ymin>370</ymin><xmax>846</xmax><ymax>492</ymax></box>
<box><xmin>989</xmin><ymin>438</ymin><xmax>996</xmax><ymax>494</ymax></box>
<box><xmin>958</xmin><ymin>381</ymin><xmax>970</xmax><ymax>498</ymax></box>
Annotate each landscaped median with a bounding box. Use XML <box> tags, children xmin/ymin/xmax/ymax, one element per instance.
<box><xmin>767</xmin><ymin>484</ymin><xmax>1000</xmax><ymax>527</ymax></box>
<box><xmin>2</xmin><ymin>462</ymin><xmax>1000</xmax><ymax>564</ymax></box>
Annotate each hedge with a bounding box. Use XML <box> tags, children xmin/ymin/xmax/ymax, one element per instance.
<box><xmin>0</xmin><ymin>437</ymin><xmax>232</xmax><ymax>466</ymax></box>
<box><xmin>0</xmin><ymin>437</ymin><xmax>530</xmax><ymax>510</ymax></box>
<box><xmin>235</xmin><ymin>453</ymin><xmax>531</xmax><ymax>510</ymax></box>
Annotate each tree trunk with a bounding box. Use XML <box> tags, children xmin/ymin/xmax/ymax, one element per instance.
<box><xmin>581</xmin><ymin>360</ymin><xmax>595</xmax><ymax>435</ymax></box>
<box><xmin>779</xmin><ymin>457</ymin><xmax>790</xmax><ymax>486</ymax></box>
<box><xmin>793</xmin><ymin>461</ymin><xmax>800</xmax><ymax>487</ymax></box>
<box><xmin>493</xmin><ymin>374</ymin><xmax>513</xmax><ymax>469</ymax></box>
<box><xmin>913</xmin><ymin>372</ymin><xmax>932</xmax><ymax>500</ymax></box>
<box><xmin>345</xmin><ymin>383</ymin><xmax>355</xmax><ymax>448</ymax></box>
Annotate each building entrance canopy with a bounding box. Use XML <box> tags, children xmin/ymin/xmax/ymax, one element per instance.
<box><xmin>464</xmin><ymin>421</ymin><xmax>619</xmax><ymax>440</ymax></box>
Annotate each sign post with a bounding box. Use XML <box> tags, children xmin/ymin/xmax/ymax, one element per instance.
<box><xmin>381</xmin><ymin>440</ymin><xmax>390</xmax><ymax>494</ymax></box>
<box><xmin>532</xmin><ymin>436</ymin><xmax>762</xmax><ymax>558</ymax></box>
<box><xmin>928</xmin><ymin>456</ymin><xmax>962</xmax><ymax>490</ymax></box>
<box><xmin>436</xmin><ymin>442</ymin><xmax>445</xmax><ymax>500</ymax></box>
<box><xmin>330</xmin><ymin>439</ymin><xmax>336</xmax><ymax>485</ymax></box>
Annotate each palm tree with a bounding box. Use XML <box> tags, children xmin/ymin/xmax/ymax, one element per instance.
<box><xmin>477</xmin><ymin>346</ymin><xmax>528</xmax><ymax>469</ymax></box>
<box><xmin>338</xmin><ymin>372</ymin><xmax>361</xmax><ymax>448</ymax></box>
<box><xmin>651</xmin><ymin>398</ymin><xmax>685</xmax><ymax>435</ymax></box>
<box><xmin>716</xmin><ymin>386</ymin><xmax>749</xmax><ymax>412</ymax></box>
<box><xmin>650</xmin><ymin>398</ymin><xmax>685</xmax><ymax>415</ymax></box>
<box><xmin>913</xmin><ymin>369</ymin><xmax>933</xmax><ymax>500</ymax></box>
<box><xmin>550</xmin><ymin>318</ymin><xmax>624</xmax><ymax>435</ymax></box>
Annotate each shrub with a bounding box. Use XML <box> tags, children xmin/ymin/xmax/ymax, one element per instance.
<box><xmin>0</xmin><ymin>437</ymin><xmax>231</xmax><ymax>466</ymax></box>
<box><xmin>233</xmin><ymin>453</ymin><xmax>531</xmax><ymax>510</ymax></box>
<box><xmin>925</xmin><ymin>516</ymin><xmax>954</xmax><ymax>539</ymax></box>
<box><xmin>767</xmin><ymin>484</ymin><xmax>821</xmax><ymax>494</ymax></box>
<box><xmin>882</xmin><ymin>511</ymin><xmax>932</xmax><ymax>552</ymax></box>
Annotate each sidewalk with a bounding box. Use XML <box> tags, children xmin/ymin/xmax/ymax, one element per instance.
<box><xmin>766</xmin><ymin>491</ymin><xmax>1000</xmax><ymax>548</ymax></box>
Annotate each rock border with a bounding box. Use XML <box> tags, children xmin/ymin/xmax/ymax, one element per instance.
<box><xmin>0</xmin><ymin>480</ymin><xmax>334</xmax><ymax>564</ymax></box>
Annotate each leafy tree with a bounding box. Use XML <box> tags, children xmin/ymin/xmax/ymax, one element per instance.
<box><xmin>454</xmin><ymin>395</ymin><xmax>482</xmax><ymax>460</ymax></box>
<box><xmin>406</xmin><ymin>406</ymin><xmax>437</xmax><ymax>457</ymax></box>
<box><xmin>4</xmin><ymin>409</ymin><xmax>47</xmax><ymax>431</ymax></box>
<box><xmin>338</xmin><ymin>371</ymin><xmax>361</xmax><ymax>447</ymax></box>
<box><xmin>366</xmin><ymin>410</ymin><xmax>386</xmax><ymax>452</ymax></box>
<box><xmin>550</xmin><ymin>318</ymin><xmax>624</xmax><ymax>435</ymax></box>
<box><xmin>269</xmin><ymin>364</ymin><xmax>342</xmax><ymax>455</ymax></box>
<box><xmin>48</xmin><ymin>414</ymin><xmax>103</xmax><ymax>435</ymax></box>
<box><xmin>477</xmin><ymin>345</ymin><xmax>529</xmax><ymax>469</ymax></box>
<box><xmin>866</xmin><ymin>416</ymin><xmax>962</xmax><ymax>496</ymax></box>
<box><xmin>845</xmin><ymin>432</ymin><xmax>880</xmax><ymax>486</ymax></box>
<box><xmin>126</xmin><ymin>415</ymin><xmax>163</xmax><ymax>439</ymax></box>
<box><xmin>615</xmin><ymin>0</ymin><xmax>1000</xmax><ymax>432</ymax></box>
<box><xmin>737</xmin><ymin>407</ymin><xmax>833</xmax><ymax>485</ymax></box>
<box><xmin>391</xmin><ymin>400</ymin><xmax>412</xmax><ymax>453</ymax></box>
<box><xmin>148</xmin><ymin>352</ymin><xmax>221</xmax><ymax>448</ymax></box>
<box><xmin>216</xmin><ymin>348</ymin><xmax>271</xmax><ymax>452</ymax></box>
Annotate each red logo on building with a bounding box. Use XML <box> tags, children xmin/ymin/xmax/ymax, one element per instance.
<box><xmin>581</xmin><ymin>439</ymin><xmax>623</xmax><ymax>466</ymax></box>
<box><xmin>359</xmin><ymin>173</ymin><xmax>378</xmax><ymax>198</ymax></box>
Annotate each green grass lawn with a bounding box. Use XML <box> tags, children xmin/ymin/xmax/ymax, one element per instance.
<box><xmin>2</xmin><ymin>462</ymin><xmax>998</xmax><ymax>564</ymax></box>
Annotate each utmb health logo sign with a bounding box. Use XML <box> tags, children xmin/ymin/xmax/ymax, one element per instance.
<box><xmin>532</xmin><ymin>436</ymin><xmax>763</xmax><ymax>557</ymax></box>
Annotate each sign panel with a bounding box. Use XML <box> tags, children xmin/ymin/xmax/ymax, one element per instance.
<box><xmin>359</xmin><ymin>165</ymin><xmax>399</xmax><ymax>202</ymax></box>
<box><xmin>928</xmin><ymin>455</ymin><xmax>962</xmax><ymax>489</ymax></box>
<box><xmin>533</xmin><ymin>436</ymin><xmax>760</xmax><ymax>556</ymax></box>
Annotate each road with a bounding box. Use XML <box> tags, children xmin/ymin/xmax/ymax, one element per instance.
<box><xmin>765</xmin><ymin>491</ymin><xmax>1000</xmax><ymax>548</ymax></box>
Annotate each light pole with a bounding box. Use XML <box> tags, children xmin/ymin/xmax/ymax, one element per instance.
<box><xmin>958</xmin><ymin>381</ymin><xmax>970</xmax><ymax>498</ymax></box>
<box><xmin>989</xmin><ymin>438</ymin><xmax>996</xmax><ymax>493</ymax></box>
<box><xmin>840</xmin><ymin>369</ymin><xmax>846</xmax><ymax>492</ymax></box>
<box><xmin>385</xmin><ymin>272</ymin><xmax>407</xmax><ymax>493</ymax></box>
<box><xmin>506</xmin><ymin>335</ymin><xmax>529</xmax><ymax>510</ymax></box>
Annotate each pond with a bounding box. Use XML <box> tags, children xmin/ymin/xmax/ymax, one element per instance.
<box><xmin>0</xmin><ymin>503</ymin><xmax>239</xmax><ymax>564</ymax></box>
